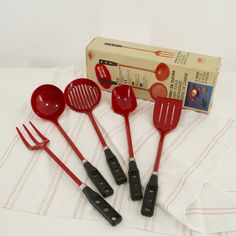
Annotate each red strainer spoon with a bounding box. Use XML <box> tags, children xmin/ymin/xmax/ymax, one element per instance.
<box><xmin>112</xmin><ymin>85</ymin><xmax>143</xmax><ymax>201</ymax></box>
<box><xmin>31</xmin><ymin>84</ymin><xmax>113</xmax><ymax>197</ymax></box>
<box><xmin>64</xmin><ymin>78</ymin><xmax>127</xmax><ymax>185</ymax></box>
<box><xmin>141</xmin><ymin>97</ymin><xmax>182</xmax><ymax>217</ymax></box>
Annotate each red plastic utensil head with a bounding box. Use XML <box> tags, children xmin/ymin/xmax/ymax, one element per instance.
<box><xmin>153</xmin><ymin>97</ymin><xmax>182</xmax><ymax>134</ymax></box>
<box><xmin>64</xmin><ymin>78</ymin><xmax>101</xmax><ymax>113</ymax></box>
<box><xmin>149</xmin><ymin>83</ymin><xmax>168</xmax><ymax>100</ymax></box>
<box><xmin>31</xmin><ymin>84</ymin><xmax>65</xmax><ymax>122</ymax></box>
<box><xmin>95</xmin><ymin>64</ymin><xmax>112</xmax><ymax>89</ymax></box>
<box><xmin>111</xmin><ymin>85</ymin><xmax>137</xmax><ymax>116</ymax></box>
<box><xmin>155</xmin><ymin>63</ymin><xmax>170</xmax><ymax>81</ymax></box>
<box><xmin>16</xmin><ymin>122</ymin><xmax>49</xmax><ymax>150</ymax></box>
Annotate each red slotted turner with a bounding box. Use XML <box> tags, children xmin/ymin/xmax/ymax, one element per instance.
<box><xmin>141</xmin><ymin>97</ymin><xmax>182</xmax><ymax>217</ymax></box>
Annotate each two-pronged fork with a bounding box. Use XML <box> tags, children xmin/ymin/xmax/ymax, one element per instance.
<box><xmin>16</xmin><ymin>122</ymin><xmax>122</xmax><ymax>226</ymax></box>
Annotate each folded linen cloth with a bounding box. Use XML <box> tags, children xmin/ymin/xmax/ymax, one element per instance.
<box><xmin>0</xmin><ymin>67</ymin><xmax>236</xmax><ymax>235</ymax></box>
<box><xmin>95</xmin><ymin>91</ymin><xmax>236</xmax><ymax>234</ymax></box>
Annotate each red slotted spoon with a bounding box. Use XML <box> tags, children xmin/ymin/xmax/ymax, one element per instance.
<box><xmin>112</xmin><ymin>85</ymin><xmax>143</xmax><ymax>201</ymax></box>
<box><xmin>141</xmin><ymin>97</ymin><xmax>182</xmax><ymax>217</ymax></box>
<box><xmin>64</xmin><ymin>78</ymin><xmax>127</xmax><ymax>185</ymax></box>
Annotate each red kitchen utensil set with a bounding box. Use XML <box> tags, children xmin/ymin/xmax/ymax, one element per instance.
<box><xmin>31</xmin><ymin>84</ymin><xmax>114</xmax><ymax>197</ymax></box>
<box><xmin>16</xmin><ymin>77</ymin><xmax>182</xmax><ymax>226</ymax></box>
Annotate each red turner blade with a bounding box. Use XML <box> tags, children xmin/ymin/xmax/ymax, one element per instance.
<box><xmin>153</xmin><ymin>97</ymin><xmax>182</xmax><ymax>137</ymax></box>
<box><xmin>141</xmin><ymin>97</ymin><xmax>182</xmax><ymax>217</ymax></box>
<box><xmin>153</xmin><ymin>97</ymin><xmax>182</xmax><ymax>172</ymax></box>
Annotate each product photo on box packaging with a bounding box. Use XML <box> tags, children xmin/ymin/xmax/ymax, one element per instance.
<box><xmin>86</xmin><ymin>37</ymin><xmax>221</xmax><ymax>113</ymax></box>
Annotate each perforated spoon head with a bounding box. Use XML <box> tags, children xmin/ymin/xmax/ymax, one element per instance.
<box><xmin>64</xmin><ymin>78</ymin><xmax>101</xmax><ymax>113</ymax></box>
<box><xmin>111</xmin><ymin>85</ymin><xmax>137</xmax><ymax>117</ymax></box>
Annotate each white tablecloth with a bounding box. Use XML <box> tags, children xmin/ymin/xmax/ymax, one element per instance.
<box><xmin>0</xmin><ymin>67</ymin><xmax>235</xmax><ymax>236</ymax></box>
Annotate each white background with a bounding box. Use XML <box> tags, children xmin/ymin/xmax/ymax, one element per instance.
<box><xmin>0</xmin><ymin>0</ymin><xmax>236</xmax><ymax>72</ymax></box>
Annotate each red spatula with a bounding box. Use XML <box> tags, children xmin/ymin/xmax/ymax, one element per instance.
<box><xmin>141</xmin><ymin>97</ymin><xmax>182</xmax><ymax>216</ymax></box>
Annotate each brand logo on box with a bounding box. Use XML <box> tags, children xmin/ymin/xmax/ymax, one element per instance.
<box><xmin>197</xmin><ymin>57</ymin><xmax>205</xmax><ymax>63</ymax></box>
<box><xmin>88</xmin><ymin>50</ymin><xmax>94</xmax><ymax>60</ymax></box>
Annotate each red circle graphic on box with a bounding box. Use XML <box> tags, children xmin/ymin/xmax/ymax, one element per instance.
<box><xmin>155</xmin><ymin>63</ymin><xmax>170</xmax><ymax>81</ymax></box>
<box><xmin>95</xmin><ymin>64</ymin><xmax>112</xmax><ymax>89</ymax></box>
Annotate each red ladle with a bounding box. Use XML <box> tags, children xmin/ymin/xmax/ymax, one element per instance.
<box><xmin>64</xmin><ymin>79</ymin><xmax>127</xmax><ymax>185</ymax></box>
<box><xmin>31</xmin><ymin>84</ymin><xmax>113</xmax><ymax>197</ymax></box>
<box><xmin>111</xmin><ymin>85</ymin><xmax>143</xmax><ymax>201</ymax></box>
<box><xmin>99</xmin><ymin>59</ymin><xmax>170</xmax><ymax>82</ymax></box>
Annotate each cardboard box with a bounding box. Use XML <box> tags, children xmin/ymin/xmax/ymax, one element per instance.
<box><xmin>86</xmin><ymin>37</ymin><xmax>221</xmax><ymax>113</ymax></box>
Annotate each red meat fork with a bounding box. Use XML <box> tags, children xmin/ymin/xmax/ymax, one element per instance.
<box><xmin>141</xmin><ymin>97</ymin><xmax>182</xmax><ymax>217</ymax></box>
<box><xmin>16</xmin><ymin>122</ymin><xmax>122</xmax><ymax>226</ymax></box>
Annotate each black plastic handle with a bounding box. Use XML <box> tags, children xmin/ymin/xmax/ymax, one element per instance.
<box><xmin>99</xmin><ymin>59</ymin><xmax>119</xmax><ymax>66</ymax></box>
<box><xmin>104</xmin><ymin>42</ymin><xmax>123</xmax><ymax>48</ymax></box>
<box><xmin>141</xmin><ymin>174</ymin><xmax>158</xmax><ymax>217</ymax></box>
<box><xmin>104</xmin><ymin>148</ymin><xmax>127</xmax><ymax>185</ymax></box>
<box><xmin>128</xmin><ymin>160</ymin><xmax>143</xmax><ymax>200</ymax></box>
<box><xmin>83</xmin><ymin>161</ymin><xmax>113</xmax><ymax>198</ymax></box>
<box><xmin>82</xmin><ymin>185</ymin><xmax>122</xmax><ymax>226</ymax></box>
<box><xmin>99</xmin><ymin>79</ymin><xmax>118</xmax><ymax>85</ymax></box>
